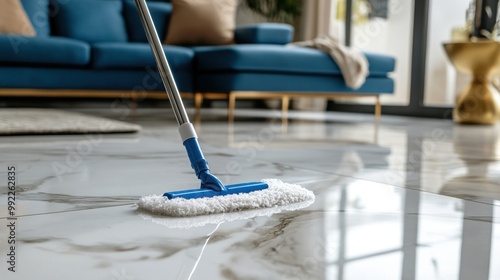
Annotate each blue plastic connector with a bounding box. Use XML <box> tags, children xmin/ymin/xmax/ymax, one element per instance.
<box><xmin>182</xmin><ymin>137</ymin><xmax>226</xmax><ymax>192</ymax></box>
<box><xmin>163</xmin><ymin>136</ymin><xmax>269</xmax><ymax>199</ymax></box>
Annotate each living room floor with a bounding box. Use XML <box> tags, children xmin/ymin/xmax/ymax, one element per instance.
<box><xmin>1</xmin><ymin>108</ymin><xmax>499</xmax><ymax>280</ymax></box>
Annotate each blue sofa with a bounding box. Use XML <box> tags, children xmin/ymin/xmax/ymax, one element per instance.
<box><xmin>0</xmin><ymin>0</ymin><xmax>395</xmax><ymax>119</ymax></box>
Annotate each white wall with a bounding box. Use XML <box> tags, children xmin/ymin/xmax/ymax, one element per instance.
<box><xmin>424</xmin><ymin>0</ymin><xmax>471</xmax><ymax>107</ymax></box>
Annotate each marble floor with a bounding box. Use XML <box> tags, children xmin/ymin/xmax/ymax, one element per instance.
<box><xmin>0</xmin><ymin>107</ymin><xmax>499</xmax><ymax>280</ymax></box>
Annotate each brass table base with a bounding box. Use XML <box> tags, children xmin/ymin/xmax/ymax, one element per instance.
<box><xmin>453</xmin><ymin>80</ymin><xmax>500</xmax><ymax>124</ymax></box>
<box><xmin>444</xmin><ymin>41</ymin><xmax>500</xmax><ymax>124</ymax></box>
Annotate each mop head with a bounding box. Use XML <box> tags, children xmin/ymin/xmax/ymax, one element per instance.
<box><xmin>137</xmin><ymin>179</ymin><xmax>315</xmax><ymax>217</ymax></box>
<box><xmin>139</xmin><ymin>199</ymin><xmax>314</xmax><ymax>229</ymax></box>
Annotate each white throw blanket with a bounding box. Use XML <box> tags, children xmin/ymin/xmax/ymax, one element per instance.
<box><xmin>289</xmin><ymin>35</ymin><xmax>369</xmax><ymax>89</ymax></box>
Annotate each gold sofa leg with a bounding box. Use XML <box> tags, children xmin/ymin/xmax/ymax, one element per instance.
<box><xmin>282</xmin><ymin>95</ymin><xmax>290</xmax><ymax>128</ymax></box>
<box><xmin>375</xmin><ymin>95</ymin><xmax>381</xmax><ymax>119</ymax></box>
<box><xmin>194</xmin><ymin>92</ymin><xmax>203</xmax><ymax>114</ymax></box>
<box><xmin>194</xmin><ymin>92</ymin><xmax>203</xmax><ymax>124</ymax></box>
<box><xmin>228</xmin><ymin>91</ymin><xmax>236</xmax><ymax>123</ymax></box>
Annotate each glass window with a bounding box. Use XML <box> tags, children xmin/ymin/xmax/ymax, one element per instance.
<box><xmin>333</xmin><ymin>0</ymin><xmax>414</xmax><ymax>106</ymax></box>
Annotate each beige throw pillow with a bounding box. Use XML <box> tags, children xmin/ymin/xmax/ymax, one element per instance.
<box><xmin>0</xmin><ymin>0</ymin><xmax>36</xmax><ymax>36</ymax></box>
<box><xmin>165</xmin><ymin>0</ymin><xmax>237</xmax><ymax>46</ymax></box>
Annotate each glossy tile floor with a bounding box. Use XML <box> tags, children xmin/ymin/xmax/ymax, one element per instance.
<box><xmin>1</xmin><ymin>107</ymin><xmax>499</xmax><ymax>280</ymax></box>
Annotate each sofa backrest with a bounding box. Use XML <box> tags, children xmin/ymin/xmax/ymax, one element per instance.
<box><xmin>21</xmin><ymin>0</ymin><xmax>51</xmax><ymax>36</ymax></box>
<box><xmin>19</xmin><ymin>0</ymin><xmax>173</xmax><ymax>43</ymax></box>
<box><xmin>51</xmin><ymin>0</ymin><xmax>130</xmax><ymax>43</ymax></box>
<box><xmin>122</xmin><ymin>0</ymin><xmax>172</xmax><ymax>43</ymax></box>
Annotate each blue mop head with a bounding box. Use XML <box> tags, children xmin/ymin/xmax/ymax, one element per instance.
<box><xmin>137</xmin><ymin>179</ymin><xmax>315</xmax><ymax>217</ymax></box>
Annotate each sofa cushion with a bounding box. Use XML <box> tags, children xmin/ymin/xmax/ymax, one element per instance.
<box><xmin>0</xmin><ymin>36</ymin><xmax>90</xmax><ymax>66</ymax></box>
<box><xmin>91</xmin><ymin>43</ymin><xmax>193</xmax><ymax>71</ymax></box>
<box><xmin>21</xmin><ymin>0</ymin><xmax>50</xmax><ymax>36</ymax></box>
<box><xmin>0</xmin><ymin>67</ymin><xmax>193</xmax><ymax>92</ymax></box>
<box><xmin>52</xmin><ymin>0</ymin><xmax>128</xmax><ymax>43</ymax></box>
<box><xmin>165</xmin><ymin>0</ymin><xmax>237</xmax><ymax>46</ymax></box>
<box><xmin>196</xmin><ymin>72</ymin><xmax>394</xmax><ymax>93</ymax></box>
<box><xmin>123</xmin><ymin>0</ymin><xmax>172</xmax><ymax>42</ymax></box>
<box><xmin>194</xmin><ymin>45</ymin><xmax>396</xmax><ymax>76</ymax></box>
<box><xmin>235</xmin><ymin>24</ymin><xmax>293</xmax><ymax>45</ymax></box>
<box><xmin>0</xmin><ymin>0</ymin><xmax>36</xmax><ymax>36</ymax></box>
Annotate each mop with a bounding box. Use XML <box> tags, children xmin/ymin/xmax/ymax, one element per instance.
<box><xmin>134</xmin><ymin>0</ymin><xmax>314</xmax><ymax>217</ymax></box>
<box><xmin>139</xmin><ymin>198</ymin><xmax>314</xmax><ymax>229</ymax></box>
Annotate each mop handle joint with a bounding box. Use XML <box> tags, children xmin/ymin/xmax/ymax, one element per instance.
<box><xmin>183</xmin><ymin>138</ymin><xmax>227</xmax><ymax>193</ymax></box>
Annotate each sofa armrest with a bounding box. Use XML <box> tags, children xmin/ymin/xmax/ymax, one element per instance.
<box><xmin>235</xmin><ymin>23</ymin><xmax>294</xmax><ymax>45</ymax></box>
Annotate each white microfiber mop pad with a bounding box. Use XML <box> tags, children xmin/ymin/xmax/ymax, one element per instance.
<box><xmin>139</xmin><ymin>199</ymin><xmax>314</xmax><ymax>229</ymax></box>
<box><xmin>137</xmin><ymin>178</ymin><xmax>315</xmax><ymax>217</ymax></box>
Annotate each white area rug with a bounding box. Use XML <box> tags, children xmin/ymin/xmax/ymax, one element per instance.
<box><xmin>0</xmin><ymin>109</ymin><xmax>141</xmax><ymax>135</ymax></box>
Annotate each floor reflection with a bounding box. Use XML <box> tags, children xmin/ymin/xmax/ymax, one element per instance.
<box><xmin>440</xmin><ymin>125</ymin><xmax>500</xmax><ymax>201</ymax></box>
<box><xmin>322</xmin><ymin>125</ymin><xmax>499</xmax><ymax>280</ymax></box>
<box><xmin>2</xmin><ymin>108</ymin><xmax>499</xmax><ymax>279</ymax></box>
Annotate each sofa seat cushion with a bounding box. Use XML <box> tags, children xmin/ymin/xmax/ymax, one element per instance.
<box><xmin>0</xmin><ymin>67</ymin><xmax>193</xmax><ymax>92</ymax></box>
<box><xmin>0</xmin><ymin>36</ymin><xmax>90</xmax><ymax>66</ymax></box>
<box><xmin>194</xmin><ymin>45</ymin><xmax>395</xmax><ymax>76</ymax></box>
<box><xmin>196</xmin><ymin>72</ymin><xmax>394</xmax><ymax>93</ymax></box>
<box><xmin>91</xmin><ymin>43</ymin><xmax>194</xmax><ymax>71</ymax></box>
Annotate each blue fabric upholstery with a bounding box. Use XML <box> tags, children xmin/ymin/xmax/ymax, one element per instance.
<box><xmin>20</xmin><ymin>0</ymin><xmax>50</xmax><ymax>36</ymax></box>
<box><xmin>123</xmin><ymin>0</ymin><xmax>172</xmax><ymax>42</ymax></box>
<box><xmin>52</xmin><ymin>0</ymin><xmax>128</xmax><ymax>43</ymax></box>
<box><xmin>0</xmin><ymin>36</ymin><xmax>90</xmax><ymax>66</ymax></box>
<box><xmin>196</xmin><ymin>73</ymin><xmax>394</xmax><ymax>93</ymax></box>
<box><xmin>235</xmin><ymin>24</ymin><xmax>293</xmax><ymax>45</ymax></box>
<box><xmin>92</xmin><ymin>43</ymin><xmax>194</xmax><ymax>71</ymax></box>
<box><xmin>0</xmin><ymin>0</ymin><xmax>396</xmax><ymax>98</ymax></box>
<box><xmin>0</xmin><ymin>67</ymin><xmax>193</xmax><ymax>92</ymax></box>
<box><xmin>194</xmin><ymin>45</ymin><xmax>396</xmax><ymax>77</ymax></box>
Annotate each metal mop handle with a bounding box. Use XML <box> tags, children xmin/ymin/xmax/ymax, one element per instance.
<box><xmin>133</xmin><ymin>0</ymin><xmax>189</xmax><ymax>126</ymax></box>
<box><xmin>134</xmin><ymin>0</ymin><xmax>228</xmax><ymax>193</ymax></box>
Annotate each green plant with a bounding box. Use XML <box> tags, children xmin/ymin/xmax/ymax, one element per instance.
<box><xmin>243</xmin><ymin>0</ymin><xmax>302</xmax><ymax>24</ymax></box>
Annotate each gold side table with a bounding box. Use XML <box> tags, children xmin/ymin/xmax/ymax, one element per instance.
<box><xmin>443</xmin><ymin>41</ymin><xmax>500</xmax><ymax>124</ymax></box>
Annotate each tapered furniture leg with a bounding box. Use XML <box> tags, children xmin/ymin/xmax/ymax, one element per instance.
<box><xmin>444</xmin><ymin>42</ymin><xmax>500</xmax><ymax>124</ymax></box>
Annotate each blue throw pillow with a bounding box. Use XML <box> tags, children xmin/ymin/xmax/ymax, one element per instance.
<box><xmin>20</xmin><ymin>0</ymin><xmax>50</xmax><ymax>36</ymax></box>
<box><xmin>52</xmin><ymin>0</ymin><xmax>128</xmax><ymax>43</ymax></box>
<box><xmin>123</xmin><ymin>0</ymin><xmax>172</xmax><ymax>42</ymax></box>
